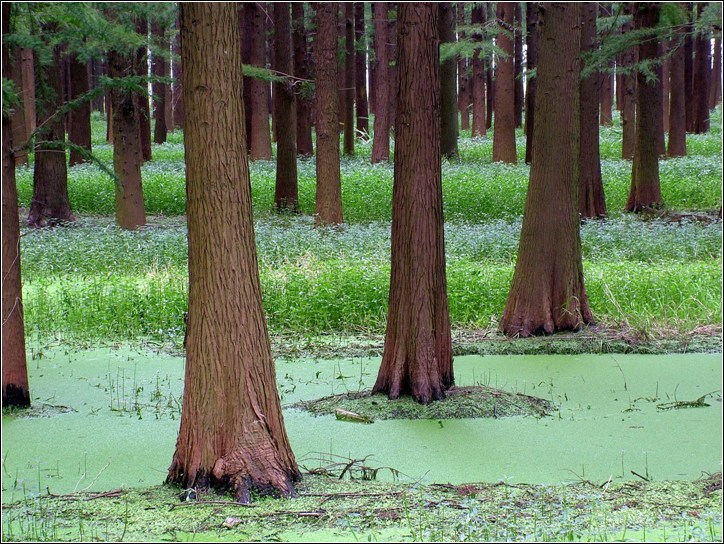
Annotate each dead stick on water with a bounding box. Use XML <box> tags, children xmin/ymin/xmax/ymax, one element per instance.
<box><xmin>169</xmin><ymin>500</ymin><xmax>256</xmax><ymax>510</ymax></box>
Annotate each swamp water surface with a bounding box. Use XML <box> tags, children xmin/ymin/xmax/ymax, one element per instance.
<box><xmin>2</xmin><ymin>348</ymin><xmax>721</xmax><ymax>504</ymax></box>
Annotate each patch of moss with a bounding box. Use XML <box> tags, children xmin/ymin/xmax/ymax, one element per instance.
<box><xmin>291</xmin><ymin>385</ymin><xmax>554</xmax><ymax>420</ymax></box>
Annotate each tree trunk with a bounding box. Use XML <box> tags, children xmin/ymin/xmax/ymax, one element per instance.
<box><xmin>485</xmin><ymin>2</ymin><xmax>494</xmax><ymax>134</ymax></box>
<box><xmin>374</xmin><ymin>3</ymin><xmax>453</xmax><ymax>405</ymax></box>
<box><xmin>315</xmin><ymin>3</ymin><xmax>343</xmax><ymax>227</ymax></box>
<box><xmin>172</xmin><ymin>16</ymin><xmax>185</xmax><ymax>130</ymax></box>
<box><xmin>28</xmin><ymin>36</ymin><xmax>75</xmax><ymax>228</ymax></box>
<box><xmin>135</xmin><ymin>18</ymin><xmax>152</xmax><ymax>162</ymax></box>
<box><xmin>668</xmin><ymin>35</ymin><xmax>687</xmax><ymax>157</ymax></box>
<box><xmin>387</xmin><ymin>7</ymin><xmax>397</xmax><ymax>128</ymax></box>
<box><xmin>620</xmin><ymin>7</ymin><xmax>636</xmax><ymax>160</ymax></box>
<box><xmin>354</xmin><ymin>3</ymin><xmax>369</xmax><ymax>138</ymax></box>
<box><xmin>170</xmin><ymin>4</ymin><xmax>300</xmax><ymax>503</ymax></box>
<box><xmin>710</xmin><ymin>38</ymin><xmax>722</xmax><ymax>108</ymax></box>
<box><xmin>501</xmin><ymin>2</ymin><xmax>593</xmax><ymax>337</ymax></box>
<box><xmin>272</xmin><ymin>2</ymin><xmax>299</xmax><ymax>210</ymax></box>
<box><xmin>654</xmin><ymin>49</ymin><xmax>666</xmax><ymax>157</ymax></box>
<box><xmin>579</xmin><ymin>2</ymin><xmax>606</xmax><ymax>219</ymax></box>
<box><xmin>661</xmin><ymin>40</ymin><xmax>670</xmax><ymax>134</ymax></box>
<box><xmin>249</xmin><ymin>2</ymin><xmax>273</xmax><ymax>161</ymax></box>
<box><xmin>492</xmin><ymin>2</ymin><xmax>517</xmax><ymax>163</ymax></box>
<box><xmin>343</xmin><ymin>2</ymin><xmax>355</xmax><ymax>155</ymax></box>
<box><xmin>439</xmin><ymin>3</ymin><xmax>458</xmax><ymax>159</ymax></box>
<box><xmin>2</xmin><ymin>4</ymin><xmax>30</xmax><ymax>408</ymax></box>
<box><xmin>693</xmin><ymin>4</ymin><xmax>710</xmax><ymax>134</ymax></box>
<box><xmin>106</xmin><ymin>93</ymin><xmax>113</xmax><ymax>143</ymax></box>
<box><xmin>524</xmin><ymin>2</ymin><xmax>540</xmax><ymax>164</ymax></box>
<box><xmin>10</xmin><ymin>46</ymin><xmax>34</xmax><ymax>166</ymax></box>
<box><xmin>67</xmin><ymin>56</ymin><xmax>92</xmax><ymax>165</ymax></box>
<box><xmin>513</xmin><ymin>2</ymin><xmax>523</xmax><ymax>128</ymax></box>
<box><xmin>457</xmin><ymin>3</ymin><xmax>470</xmax><ymax>131</ymax></box>
<box><xmin>684</xmin><ymin>5</ymin><xmax>694</xmax><ymax>133</ymax></box>
<box><xmin>599</xmin><ymin>69</ymin><xmax>614</xmax><ymax>125</ymax></box>
<box><xmin>293</xmin><ymin>3</ymin><xmax>314</xmax><ymax>157</ymax></box>
<box><xmin>151</xmin><ymin>19</ymin><xmax>168</xmax><ymax>145</ymax></box>
<box><xmin>471</xmin><ymin>4</ymin><xmax>486</xmax><ymax>137</ymax></box>
<box><xmin>626</xmin><ymin>3</ymin><xmax>664</xmax><ymax>212</ymax></box>
<box><xmin>239</xmin><ymin>4</ymin><xmax>253</xmax><ymax>152</ymax></box>
<box><xmin>109</xmin><ymin>49</ymin><xmax>146</xmax><ymax>230</ymax></box>
<box><xmin>371</xmin><ymin>2</ymin><xmax>390</xmax><ymax>163</ymax></box>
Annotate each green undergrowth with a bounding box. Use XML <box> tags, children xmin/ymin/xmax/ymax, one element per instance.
<box><xmin>292</xmin><ymin>385</ymin><xmax>554</xmax><ymax>421</ymax></box>
<box><xmin>2</xmin><ymin>473</ymin><xmax>721</xmax><ymax>542</ymax></box>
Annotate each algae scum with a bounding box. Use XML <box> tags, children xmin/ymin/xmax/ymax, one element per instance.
<box><xmin>2</xmin><ymin>347</ymin><xmax>722</xmax><ymax>541</ymax></box>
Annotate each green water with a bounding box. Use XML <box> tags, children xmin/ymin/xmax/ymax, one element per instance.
<box><xmin>2</xmin><ymin>348</ymin><xmax>721</xmax><ymax>503</ymax></box>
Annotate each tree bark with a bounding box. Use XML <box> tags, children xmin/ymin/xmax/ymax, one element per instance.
<box><xmin>471</xmin><ymin>4</ymin><xmax>486</xmax><ymax>137</ymax></box>
<box><xmin>501</xmin><ymin>2</ymin><xmax>593</xmax><ymax>337</ymax></box>
<box><xmin>626</xmin><ymin>3</ymin><xmax>664</xmax><ymax>212</ymax></box>
<box><xmin>710</xmin><ymin>38</ymin><xmax>722</xmax><ymax>108</ymax></box>
<box><xmin>2</xmin><ymin>4</ymin><xmax>30</xmax><ymax>408</ymax></box>
<box><xmin>524</xmin><ymin>2</ymin><xmax>541</xmax><ymax>164</ymax></box>
<box><xmin>170</xmin><ymin>4</ymin><xmax>300</xmax><ymax>503</ymax></box>
<box><xmin>693</xmin><ymin>3</ymin><xmax>710</xmax><ymax>134</ymax></box>
<box><xmin>343</xmin><ymin>2</ymin><xmax>355</xmax><ymax>155</ymax></box>
<box><xmin>135</xmin><ymin>18</ymin><xmax>152</xmax><ymax>162</ymax></box>
<box><xmin>456</xmin><ymin>3</ymin><xmax>470</xmax><ymax>131</ymax></box>
<box><xmin>249</xmin><ymin>2</ymin><xmax>273</xmax><ymax>160</ymax></box>
<box><xmin>315</xmin><ymin>3</ymin><xmax>343</xmax><ymax>227</ymax></box>
<box><xmin>513</xmin><ymin>2</ymin><xmax>523</xmax><ymax>128</ymax></box>
<box><xmin>620</xmin><ymin>7</ymin><xmax>636</xmax><ymax>160</ymax></box>
<box><xmin>151</xmin><ymin>19</ymin><xmax>168</xmax><ymax>145</ymax></box>
<box><xmin>439</xmin><ymin>3</ymin><xmax>458</xmax><ymax>158</ymax></box>
<box><xmin>9</xmin><ymin>46</ymin><xmax>34</xmax><ymax>166</ymax></box>
<box><xmin>354</xmin><ymin>3</ymin><xmax>369</xmax><ymax>138</ymax></box>
<box><xmin>239</xmin><ymin>4</ymin><xmax>253</xmax><ymax>152</ymax></box>
<box><xmin>599</xmin><ymin>69</ymin><xmax>614</xmax><ymax>126</ymax></box>
<box><xmin>492</xmin><ymin>2</ymin><xmax>517</xmax><ymax>163</ymax></box>
<box><xmin>109</xmin><ymin>49</ymin><xmax>146</xmax><ymax>230</ymax></box>
<box><xmin>68</xmin><ymin>56</ymin><xmax>92</xmax><ymax>165</ymax></box>
<box><xmin>371</xmin><ymin>2</ymin><xmax>390</xmax><ymax>163</ymax></box>
<box><xmin>579</xmin><ymin>2</ymin><xmax>606</xmax><ymax>219</ymax></box>
<box><xmin>28</xmin><ymin>32</ymin><xmax>75</xmax><ymax>228</ymax></box>
<box><xmin>293</xmin><ymin>3</ymin><xmax>314</xmax><ymax>157</ymax></box>
<box><xmin>684</xmin><ymin>4</ymin><xmax>694</xmax><ymax>133</ymax></box>
<box><xmin>272</xmin><ymin>2</ymin><xmax>299</xmax><ymax>210</ymax></box>
<box><xmin>172</xmin><ymin>16</ymin><xmax>185</xmax><ymax>130</ymax></box>
<box><xmin>374</xmin><ymin>3</ymin><xmax>453</xmax><ymax>405</ymax></box>
<box><xmin>668</xmin><ymin>35</ymin><xmax>687</xmax><ymax>157</ymax></box>
<box><xmin>661</xmin><ymin>40</ymin><xmax>670</xmax><ymax>134</ymax></box>
<box><xmin>485</xmin><ymin>3</ymin><xmax>494</xmax><ymax>133</ymax></box>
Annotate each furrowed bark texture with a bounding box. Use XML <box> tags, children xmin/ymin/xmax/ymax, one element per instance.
<box><xmin>272</xmin><ymin>2</ymin><xmax>299</xmax><ymax>210</ymax></box>
<box><xmin>471</xmin><ymin>4</ymin><xmax>486</xmax><ymax>137</ymax></box>
<box><xmin>249</xmin><ymin>2</ymin><xmax>273</xmax><ymax>161</ymax></box>
<box><xmin>579</xmin><ymin>2</ymin><xmax>606</xmax><ymax>219</ymax></box>
<box><xmin>524</xmin><ymin>2</ymin><xmax>540</xmax><ymax>164</ymax></box>
<box><xmin>292</xmin><ymin>3</ymin><xmax>314</xmax><ymax>156</ymax></box>
<box><xmin>513</xmin><ymin>2</ymin><xmax>523</xmax><ymax>128</ymax></box>
<box><xmin>501</xmin><ymin>2</ymin><xmax>594</xmax><ymax>338</ymax></box>
<box><xmin>10</xmin><ymin>46</ymin><xmax>33</xmax><ymax>165</ymax></box>
<box><xmin>354</xmin><ymin>2</ymin><xmax>369</xmax><ymax>138</ymax></box>
<box><xmin>169</xmin><ymin>3</ymin><xmax>300</xmax><ymax>503</ymax></box>
<box><xmin>371</xmin><ymin>2</ymin><xmax>390</xmax><ymax>163</ymax></box>
<box><xmin>373</xmin><ymin>3</ymin><xmax>453</xmax><ymax>405</ymax></box>
<box><xmin>28</xmin><ymin>35</ymin><xmax>74</xmax><ymax>228</ymax></box>
<box><xmin>109</xmin><ymin>50</ymin><xmax>146</xmax><ymax>230</ymax></box>
<box><xmin>315</xmin><ymin>2</ymin><xmax>343</xmax><ymax>226</ymax></box>
<box><xmin>439</xmin><ymin>2</ymin><xmax>458</xmax><ymax>159</ymax></box>
<box><xmin>492</xmin><ymin>2</ymin><xmax>517</xmax><ymax>163</ymax></box>
<box><xmin>626</xmin><ymin>3</ymin><xmax>664</xmax><ymax>212</ymax></box>
<box><xmin>2</xmin><ymin>5</ymin><xmax>30</xmax><ymax>408</ymax></box>
<box><xmin>667</xmin><ymin>35</ymin><xmax>687</xmax><ymax>157</ymax></box>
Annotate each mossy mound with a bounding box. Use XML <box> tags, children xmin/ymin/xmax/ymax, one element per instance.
<box><xmin>292</xmin><ymin>385</ymin><xmax>554</xmax><ymax>421</ymax></box>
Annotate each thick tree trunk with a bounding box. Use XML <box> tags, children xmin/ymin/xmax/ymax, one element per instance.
<box><xmin>501</xmin><ymin>2</ymin><xmax>593</xmax><ymax>338</ymax></box>
<box><xmin>10</xmin><ymin>46</ymin><xmax>32</xmax><ymax>166</ymax></box>
<box><xmin>272</xmin><ymin>2</ymin><xmax>299</xmax><ymax>210</ymax></box>
<box><xmin>387</xmin><ymin>8</ymin><xmax>397</xmax><ymax>128</ymax></box>
<box><xmin>68</xmin><ymin>56</ymin><xmax>92</xmax><ymax>165</ymax></box>
<box><xmin>524</xmin><ymin>2</ymin><xmax>540</xmax><ymax>165</ymax></box>
<box><xmin>28</xmin><ymin>38</ymin><xmax>75</xmax><ymax>228</ymax></box>
<box><xmin>513</xmin><ymin>2</ymin><xmax>523</xmax><ymax>128</ymax></box>
<box><xmin>620</xmin><ymin>8</ymin><xmax>636</xmax><ymax>160</ymax></box>
<box><xmin>471</xmin><ymin>4</ymin><xmax>486</xmax><ymax>137</ymax></box>
<box><xmin>109</xmin><ymin>50</ymin><xmax>146</xmax><ymax>230</ymax></box>
<box><xmin>626</xmin><ymin>3</ymin><xmax>664</xmax><ymax>212</ymax></box>
<box><xmin>354</xmin><ymin>3</ymin><xmax>369</xmax><ymax>138</ymax></box>
<box><xmin>371</xmin><ymin>2</ymin><xmax>390</xmax><ymax>163</ymax></box>
<box><xmin>439</xmin><ymin>2</ymin><xmax>458</xmax><ymax>159</ymax></box>
<box><xmin>668</xmin><ymin>36</ymin><xmax>687</xmax><ymax>157</ymax></box>
<box><xmin>151</xmin><ymin>19</ymin><xmax>168</xmax><ymax>145</ymax></box>
<box><xmin>292</xmin><ymin>3</ymin><xmax>314</xmax><ymax>157</ymax></box>
<box><xmin>135</xmin><ymin>18</ymin><xmax>152</xmax><ymax>162</ymax></box>
<box><xmin>374</xmin><ymin>3</ymin><xmax>453</xmax><ymax>405</ymax></box>
<box><xmin>2</xmin><ymin>5</ymin><xmax>30</xmax><ymax>408</ymax></box>
<box><xmin>170</xmin><ymin>4</ymin><xmax>300</xmax><ymax>503</ymax></box>
<box><xmin>249</xmin><ymin>2</ymin><xmax>273</xmax><ymax>161</ymax></box>
<box><xmin>492</xmin><ymin>2</ymin><xmax>517</xmax><ymax>163</ymax></box>
<box><xmin>693</xmin><ymin>4</ymin><xmax>710</xmax><ymax>134</ymax></box>
<box><xmin>315</xmin><ymin>3</ymin><xmax>343</xmax><ymax>227</ymax></box>
<box><xmin>710</xmin><ymin>38</ymin><xmax>722</xmax><ymax>108</ymax></box>
<box><xmin>343</xmin><ymin>2</ymin><xmax>355</xmax><ymax>156</ymax></box>
<box><xmin>579</xmin><ymin>2</ymin><xmax>606</xmax><ymax>219</ymax></box>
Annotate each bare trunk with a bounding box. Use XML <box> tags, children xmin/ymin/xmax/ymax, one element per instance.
<box><xmin>172</xmin><ymin>17</ymin><xmax>185</xmax><ymax>130</ymax></box>
<box><xmin>135</xmin><ymin>18</ymin><xmax>152</xmax><ymax>162</ymax></box>
<box><xmin>9</xmin><ymin>46</ymin><xmax>34</xmax><ymax>165</ymax></box>
<box><xmin>668</xmin><ymin>36</ymin><xmax>687</xmax><ymax>157</ymax></box>
<box><xmin>684</xmin><ymin>6</ymin><xmax>694</xmax><ymax>133</ymax></box>
<box><xmin>710</xmin><ymin>38</ymin><xmax>722</xmax><ymax>108</ymax></box>
<box><xmin>599</xmin><ymin>69</ymin><xmax>614</xmax><ymax>126</ymax></box>
<box><xmin>354</xmin><ymin>3</ymin><xmax>369</xmax><ymax>138</ymax></box>
<box><xmin>492</xmin><ymin>2</ymin><xmax>517</xmax><ymax>163</ymax></box>
<box><xmin>457</xmin><ymin>2</ymin><xmax>470</xmax><ymax>131</ymax></box>
<box><xmin>513</xmin><ymin>2</ymin><xmax>523</xmax><ymax>128</ymax></box>
<box><xmin>662</xmin><ymin>40</ymin><xmax>670</xmax><ymax>134</ymax></box>
<box><xmin>239</xmin><ymin>4</ymin><xmax>253</xmax><ymax>152</ymax></box>
<box><xmin>471</xmin><ymin>4</ymin><xmax>486</xmax><ymax>137</ymax></box>
<box><xmin>293</xmin><ymin>3</ymin><xmax>314</xmax><ymax>157</ymax></box>
<box><xmin>439</xmin><ymin>2</ymin><xmax>458</xmax><ymax>158</ymax></box>
<box><xmin>151</xmin><ymin>19</ymin><xmax>168</xmax><ymax>145</ymax></box>
<box><xmin>371</xmin><ymin>2</ymin><xmax>390</xmax><ymax>163</ymax></box>
<box><xmin>343</xmin><ymin>2</ymin><xmax>355</xmax><ymax>155</ymax></box>
<box><xmin>693</xmin><ymin>4</ymin><xmax>710</xmax><ymax>134</ymax></box>
<box><xmin>170</xmin><ymin>4</ymin><xmax>300</xmax><ymax>503</ymax></box>
<box><xmin>501</xmin><ymin>3</ymin><xmax>593</xmax><ymax>337</ymax></box>
<box><xmin>524</xmin><ymin>2</ymin><xmax>540</xmax><ymax>165</ymax></box>
<box><xmin>249</xmin><ymin>2</ymin><xmax>273</xmax><ymax>161</ymax></box>
<box><xmin>68</xmin><ymin>56</ymin><xmax>92</xmax><ymax>165</ymax></box>
<box><xmin>620</xmin><ymin>8</ymin><xmax>636</xmax><ymax>160</ymax></box>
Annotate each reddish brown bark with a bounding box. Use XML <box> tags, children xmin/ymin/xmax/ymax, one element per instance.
<box><xmin>374</xmin><ymin>3</ymin><xmax>453</xmax><ymax>405</ymax></box>
<box><xmin>662</xmin><ymin>40</ymin><xmax>670</xmax><ymax>134</ymax></box>
<box><xmin>493</xmin><ymin>2</ymin><xmax>517</xmax><ymax>163</ymax></box>
<box><xmin>579</xmin><ymin>2</ymin><xmax>606</xmax><ymax>219</ymax></box>
<box><xmin>135</xmin><ymin>18</ymin><xmax>152</xmax><ymax>162</ymax></box>
<box><xmin>513</xmin><ymin>2</ymin><xmax>523</xmax><ymax>128</ymax></box>
<box><xmin>626</xmin><ymin>3</ymin><xmax>664</xmax><ymax>212</ymax></box>
<box><xmin>67</xmin><ymin>56</ymin><xmax>92</xmax><ymax>165</ymax></box>
<box><xmin>151</xmin><ymin>19</ymin><xmax>168</xmax><ymax>145</ymax></box>
<box><xmin>684</xmin><ymin>5</ymin><xmax>694</xmax><ymax>133</ymax></box>
<box><xmin>249</xmin><ymin>2</ymin><xmax>273</xmax><ymax>161</ymax></box>
<box><xmin>109</xmin><ymin>49</ymin><xmax>146</xmax><ymax>230</ymax></box>
<box><xmin>343</xmin><ymin>2</ymin><xmax>355</xmax><ymax>155</ymax></box>
<box><xmin>693</xmin><ymin>4</ymin><xmax>710</xmax><ymax>134</ymax></box>
<box><xmin>387</xmin><ymin>7</ymin><xmax>397</xmax><ymax>128</ymax></box>
<box><xmin>668</xmin><ymin>36</ymin><xmax>687</xmax><ymax>157</ymax></box>
<box><xmin>620</xmin><ymin>7</ymin><xmax>636</xmax><ymax>160</ymax></box>
<box><xmin>169</xmin><ymin>4</ymin><xmax>299</xmax><ymax>503</ymax></box>
<box><xmin>354</xmin><ymin>3</ymin><xmax>369</xmax><ymax>138</ymax></box>
<box><xmin>172</xmin><ymin>16</ymin><xmax>184</xmax><ymax>130</ymax></box>
<box><xmin>501</xmin><ymin>3</ymin><xmax>593</xmax><ymax>338</ymax></box>
<box><xmin>239</xmin><ymin>4</ymin><xmax>253</xmax><ymax>152</ymax></box>
<box><xmin>292</xmin><ymin>3</ymin><xmax>314</xmax><ymax>157</ymax></box>
<box><xmin>710</xmin><ymin>38</ymin><xmax>722</xmax><ymax>108</ymax></box>
<box><xmin>272</xmin><ymin>2</ymin><xmax>299</xmax><ymax>210</ymax></box>
<box><xmin>9</xmin><ymin>46</ymin><xmax>34</xmax><ymax>165</ymax></box>
<box><xmin>524</xmin><ymin>2</ymin><xmax>540</xmax><ymax>164</ymax></box>
<box><xmin>28</xmin><ymin>34</ymin><xmax>75</xmax><ymax>228</ymax></box>
<box><xmin>471</xmin><ymin>4</ymin><xmax>486</xmax><ymax>138</ymax></box>
<box><xmin>371</xmin><ymin>2</ymin><xmax>390</xmax><ymax>163</ymax></box>
<box><xmin>315</xmin><ymin>3</ymin><xmax>343</xmax><ymax>227</ymax></box>
<box><xmin>600</xmin><ymin>69</ymin><xmax>614</xmax><ymax>126</ymax></box>
<box><xmin>439</xmin><ymin>2</ymin><xmax>458</xmax><ymax>158</ymax></box>
<box><xmin>457</xmin><ymin>2</ymin><xmax>470</xmax><ymax>131</ymax></box>
<box><xmin>2</xmin><ymin>5</ymin><xmax>30</xmax><ymax>408</ymax></box>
